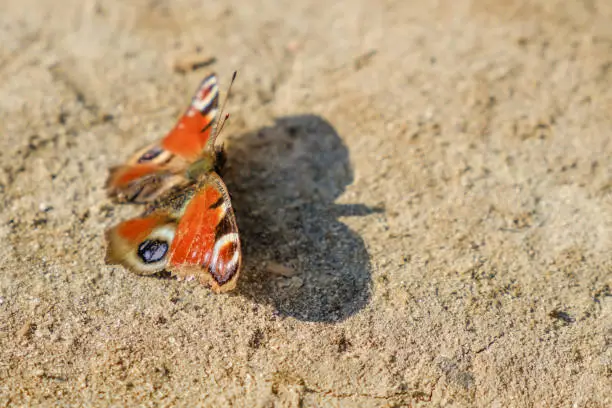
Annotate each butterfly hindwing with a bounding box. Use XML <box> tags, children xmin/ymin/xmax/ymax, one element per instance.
<box><xmin>106</xmin><ymin>74</ymin><xmax>220</xmax><ymax>203</ymax></box>
<box><xmin>167</xmin><ymin>173</ymin><xmax>241</xmax><ymax>292</ymax></box>
<box><xmin>105</xmin><ymin>213</ymin><xmax>177</xmax><ymax>275</ymax></box>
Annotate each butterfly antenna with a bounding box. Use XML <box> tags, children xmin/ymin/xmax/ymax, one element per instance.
<box><xmin>213</xmin><ymin>70</ymin><xmax>237</xmax><ymax>142</ymax></box>
<box><xmin>216</xmin><ymin>113</ymin><xmax>230</xmax><ymax>136</ymax></box>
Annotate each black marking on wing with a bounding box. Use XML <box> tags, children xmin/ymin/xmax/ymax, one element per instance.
<box><xmin>125</xmin><ymin>183</ymin><xmax>145</xmax><ymax>202</ymax></box>
<box><xmin>138</xmin><ymin>240</ymin><xmax>169</xmax><ymax>263</ymax></box>
<box><xmin>200</xmin><ymin>120</ymin><xmax>214</xmax><ymax>134</ymax></box>
<box><xmin>214</xmin><ymin>211</ymin><xmax>236</xmax><ymax>242</ymax></box>
<box><xmin>138</xmin><ymin>146</ymin><xmax>164</xmax><ymax>163</ymax></box>
<box><xmin>209</xmin><ymin>196</ymin><xmax>225</xmax><ymax>209</ymax></box>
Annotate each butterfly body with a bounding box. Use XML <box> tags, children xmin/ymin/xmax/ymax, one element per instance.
<box><xmin>105</xmin><ymin>73</ymin><xmax>241</xmax><ymax>292</ymax></box>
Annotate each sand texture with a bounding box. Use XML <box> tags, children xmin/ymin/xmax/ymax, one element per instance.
<box><xmin>1</xmin><ymin>0</ymin><xmax>611</xmax><ymax>406</ymax></box>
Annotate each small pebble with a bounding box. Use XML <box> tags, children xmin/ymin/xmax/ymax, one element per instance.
<box><xmin>39</xmin><ymin>203</ymin><xmax>53</xmax><ymax>212</ymax></box>
<box><xmin>171</xmin><ymin>52</ymin><xmax>216</xmax><ymax>74</ymax></box>
<box><xmin>266</xmin><ymin>262</ymin><xmax>296</xmax><ymax>277</ymax></box>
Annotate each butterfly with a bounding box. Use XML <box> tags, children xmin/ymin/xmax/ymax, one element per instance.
<box><xmin>104</xmin><ymin>72</ymin><xmax>241</xmax><ymax>292</ymax></box>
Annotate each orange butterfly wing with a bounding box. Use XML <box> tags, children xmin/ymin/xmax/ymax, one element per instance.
<box><xmin>106</xmin><ymin>74</ymin><xmax>220</xmax><ymax>203</ymax></box>
<box><xmin>160</xmin><ymin>74</ymin><xmax>219</xmax><ymax>160</ymax></box>
<box><xmin>105</xmin><ymin>213</ymin><xmax>177</xmax><ymax>275</ymax></box>
<box><xmin>167</xmin><ymin>173</ymin><xmax>241</xmax><ymax>292</ymax></box>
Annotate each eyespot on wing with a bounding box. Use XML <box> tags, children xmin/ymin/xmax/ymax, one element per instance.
<box><xmin>105</xmin><ymin>214</ymin><xmax>177</xmax><ymax>275</ymax></box>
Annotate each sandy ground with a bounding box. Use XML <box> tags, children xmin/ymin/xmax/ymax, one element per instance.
<box><xmin>1</xmin><ymin>0</ymin><xmax>611</xmax><ymax>406</ymax></box>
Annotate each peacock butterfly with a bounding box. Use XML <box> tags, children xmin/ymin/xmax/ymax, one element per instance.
<box><xmin>104</xmin><ymin>72</ymin><xmax>241</xmax><ymax>292</ymax></box>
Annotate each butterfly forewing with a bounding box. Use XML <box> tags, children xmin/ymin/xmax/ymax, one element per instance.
<box><xmin>161</xmin><ymin>74</ymin><xmax>219</xmax><ymax>159</ymax></box>
<box><xmin>167</xmin><ymin>173</ymin><xmax>241</xmax><ymax>292</ymax></box>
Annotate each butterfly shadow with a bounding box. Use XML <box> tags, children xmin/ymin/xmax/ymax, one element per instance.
<box><xmin>224</xmin><ymin>115</ymin><xmax>381</xmax><ymax>322</ymax></box>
